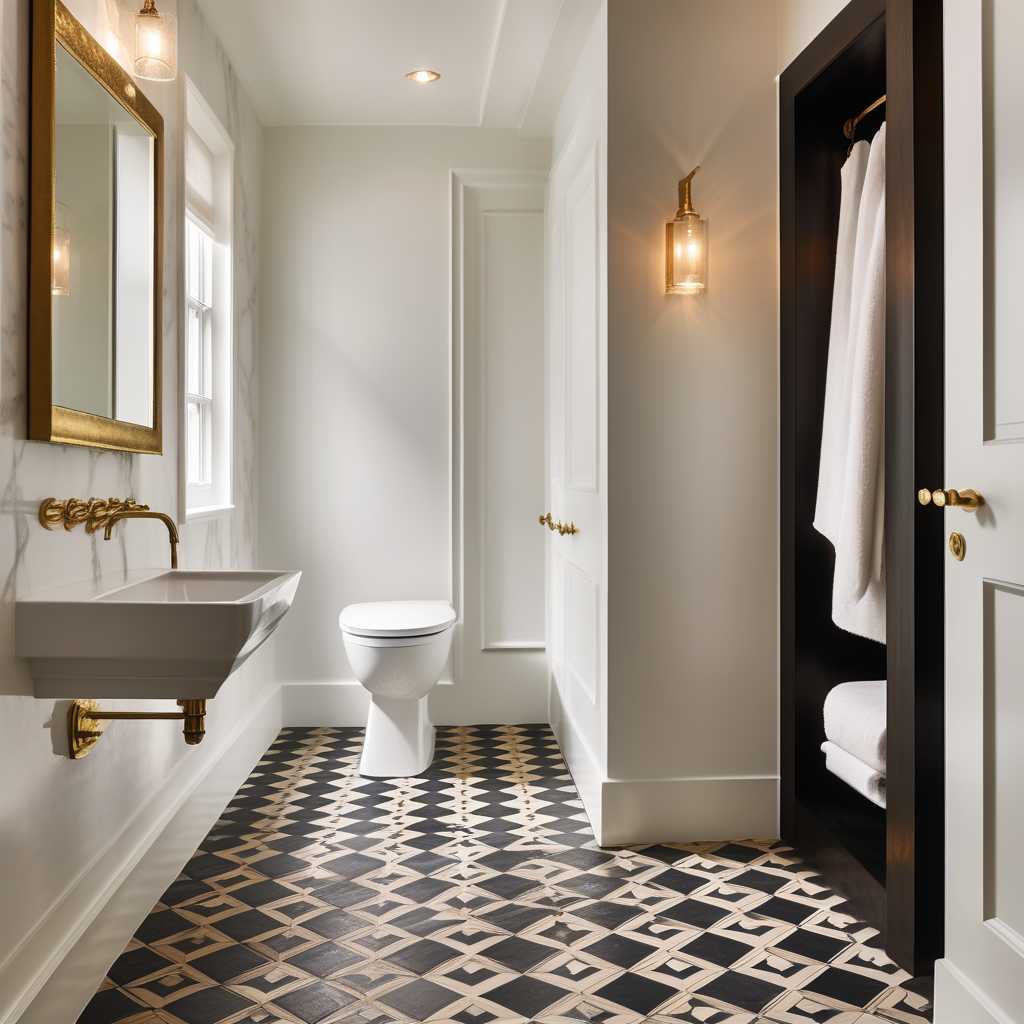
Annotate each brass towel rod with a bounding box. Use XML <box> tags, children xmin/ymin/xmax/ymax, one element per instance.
<box><xmin>843</xmin><ymin>93</ymin><xmax>886</xmax><ymax>148</ymax></box>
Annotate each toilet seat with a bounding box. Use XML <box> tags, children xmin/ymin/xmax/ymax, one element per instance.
<box><xmin>342</xmin><ymin>630</ymin><xmax>451</xmax><ymax>649</ymax></box>
<box><xmin>339</xmin><ymin>600</ymin><xmax>456</xmax><ymax>639</ymax></box>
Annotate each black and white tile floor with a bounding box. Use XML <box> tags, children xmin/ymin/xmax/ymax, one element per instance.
<box><xmin>79</xmin><ymin>725</ymin><xmax>932</xmax><ymax>1024</ymax></box>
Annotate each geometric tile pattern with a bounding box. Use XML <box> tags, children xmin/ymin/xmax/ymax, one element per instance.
<box><xmin>78</xmin><ymin>725</ymin><xmax>932</xmax><ymax>1024</ymax></box>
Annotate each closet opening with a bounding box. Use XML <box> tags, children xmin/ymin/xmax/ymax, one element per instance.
<box><xmin>780</xmin><ymin>0</ymin><xmax>944</xmax><ymax>977</ymax></box>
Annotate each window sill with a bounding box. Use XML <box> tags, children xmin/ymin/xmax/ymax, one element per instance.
<box><xmin>185</xmin><ymin>503</ymin><xmax>235</xmax><ymax>523</ymax></box>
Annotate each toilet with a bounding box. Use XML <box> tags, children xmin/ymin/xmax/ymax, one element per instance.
<box><xmin>339</xmin><ymin>600</ymin><xmax>456</xmax><ymax>777</ymax></box>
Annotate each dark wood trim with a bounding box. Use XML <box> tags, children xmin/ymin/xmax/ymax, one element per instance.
<box><xmin>780</xmin><ymin>0</ymin><xmax>887</xmax><ymax>846</ymax></box>
<box><xmin>780</xmin><ymin>0</ymin><xmax>944</xmax><ymax>977</ymax></box>
<box><xmin>779</xmin><ymin>0</ymin><xmax>886</xmax><ymax>864</ymax></box>
<box><xmin>884</xmin><ymin>0</ymin><xmax>945</xmax><ymax>976</ymax></box>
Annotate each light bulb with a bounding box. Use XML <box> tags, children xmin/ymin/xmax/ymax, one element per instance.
<box><xmin>405</xmin><ymin>68</ymin><xmax>441</xmax><ymax>84</ymax></box>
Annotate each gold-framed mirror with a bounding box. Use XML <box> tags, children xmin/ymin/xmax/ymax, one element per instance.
<box><xmin>30</xmin><ymin>0</ymin><xmax>163</xmax><ymax>453</ymax></box>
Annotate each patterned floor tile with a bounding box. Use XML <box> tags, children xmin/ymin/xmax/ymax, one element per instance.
<box><xmin>78</xmin><ymin>726</ymin><xmax>931</xmax><ymax>1024</ymax></box>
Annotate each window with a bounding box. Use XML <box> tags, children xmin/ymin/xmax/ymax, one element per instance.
<box><xmin>185</xmin><ymin>218</ymin><xmax>213</xmax><ymax>488</ymax></box>
<box><xmin>183</xmin><ymin>82</ymin><xmax>233</xmax><ymax>517</ymax></box>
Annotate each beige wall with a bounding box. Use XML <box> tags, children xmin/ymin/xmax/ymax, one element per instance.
<box><xmin>777</xmin><ymin>0</ymin><xmax>850</xmax><ymax>71</ymax></box>
<box><xmin>605</xmin><ymin>0</ymin><xmax>780</xmax><ymax>807</ymax></box>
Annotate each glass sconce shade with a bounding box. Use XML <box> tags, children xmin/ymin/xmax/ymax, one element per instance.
<box><xmin>665</xmin><ymin>213</ymin><xmax>707</xmax><ymax>295</ymax></box>
<box><xmin>134</xmin><ymin>0</ymin><xmax>177</xmax><ymax>82</ymax></box>
<box><xmin>52</xmin><ymin>207</ymin><xmax>70</xmax><ymax>296</ymax></box>
<box><xmin>665</xmin><ymin>166</ymin><xmax>707</xmax><ymax>295</ymax></box>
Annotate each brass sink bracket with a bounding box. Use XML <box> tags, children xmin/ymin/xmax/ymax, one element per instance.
<box><xmin>68</xmin><ymin>698</ymin><xmax>207</xmax><ymax>759</ymax></box>
<box><xmin>39</xmin><ymin>497</ymin><xmax>150</xmax><ymax>533</ymax></box>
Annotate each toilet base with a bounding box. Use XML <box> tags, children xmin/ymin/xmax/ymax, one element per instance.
<box><xmin>360</xmin><ymin>694</ymin><xmax>435</xmax><ymax>777</ymax></box>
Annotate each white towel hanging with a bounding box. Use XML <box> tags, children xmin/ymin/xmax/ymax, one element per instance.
<box><xmin>814</xmin><ymin>124</ymin><xmax>887</xmax><ymax>644</ymax></box>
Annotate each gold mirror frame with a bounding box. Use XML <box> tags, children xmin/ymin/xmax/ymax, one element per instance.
<box><xmin>29</xmin><ymin>0</ymin><xmax>163</xmax><ymax>453</ymax></box>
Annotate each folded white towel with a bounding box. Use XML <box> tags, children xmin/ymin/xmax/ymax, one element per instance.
<box><xmin>814</xmin><ymin>124</ymin><xmax>887</xmax><ymax>645</ymax></box>
<box><xmin>822</xmin><ymin>740</ymin><xmax>886</xmax><ymax>809</ymax></box>
<box><xmin>823</xmin><ymin>679</ymin><xmax>886</xmax><ymax>772</ymax></box>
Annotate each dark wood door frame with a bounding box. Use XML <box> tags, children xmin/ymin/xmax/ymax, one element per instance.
<box><xmin>779</xmin><ymin>0</ymin><xmax>944</xmax><ymax>977</ymax></box>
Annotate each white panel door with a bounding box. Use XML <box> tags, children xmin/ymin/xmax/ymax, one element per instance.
<box><xmin>449</xmin><ymin>172</ymin><xmax>549</xmax><ymax>722</ymax></box>
<box><xmin>546</xmin><ymin>137</ymin><xmax>605</xmax><ymax>772</ymax></box>
<box><xmin>938</xmin><ymin>2</ymin><xmax>1024</xmax><ymax>1019</ymax></box>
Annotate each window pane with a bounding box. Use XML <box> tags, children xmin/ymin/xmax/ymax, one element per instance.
<box><xmin>186</xmin><ymin>304</ymin><xmax>201</xmax><ymax>395</ymax></box>
<box><xmin>186</xmin><ymin>220</ymin><xmax>200</xmax><ymax>301</ymax></box>
<box><xmin>201</xmin><ymin>231</ymin><xmax>213</xmax><ymax>306</ymax></box>
<box><xmin>201</xmin><ymin>401</ymin><xmax>213</xmax><ymax>487</ymax></box>
<box><xmin>186</xmin><ymin>400</ymin><xmax>202</xmax><ymax>484</ymax></box>
<box><xmin>201</xmin><ymin>308</ymin><xmax>213</xmax><ymax>399</ymax></box>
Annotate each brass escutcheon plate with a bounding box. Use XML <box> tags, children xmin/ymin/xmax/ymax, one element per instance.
<box><xmin>68</xmin><ymin>699</ymin><xmax>106</xmax><ymax>759</ymax></box>
<box><xmin>949</xmin><ymin>531</ymin><xmax>966</xmax><ymax>562</ymax></box>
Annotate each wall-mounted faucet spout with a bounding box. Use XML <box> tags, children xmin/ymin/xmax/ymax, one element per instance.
<box><xmin>103</xmin><ymin>509</ymin><xmax>180</xmax><ymax>569</ymax></box>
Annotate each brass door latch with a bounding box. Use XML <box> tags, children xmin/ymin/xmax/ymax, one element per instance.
<box><xmin>917</xmin><ymin>487</ymin><xmax>984</xmax><ymax>511</ymax></box>
<box><xmin>538</xmin><ymin>512</ymin><xmax>579</xmax><ymax>536</ymax></box>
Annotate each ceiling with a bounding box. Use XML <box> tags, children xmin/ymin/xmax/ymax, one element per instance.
<box><xmin>194</xmin><ymin>0</ymin><xmax>599</xmax><ymax>134</ymax></box>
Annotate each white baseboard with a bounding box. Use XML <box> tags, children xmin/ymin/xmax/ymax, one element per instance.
<box><xmin>600</xmin><ymin>774</ymin><xmax>779</xmax><ymax>847</ymax></box>
<box><xmin>281</xmin><ymin>679</ymin><xmax>540</xmax><ymax>729</ymax></box>
<box><xmin>547</xmin><ymin>680</ymin><xmax>778</xmax><ymax>848</ymax></box>
<box><xmin>9</xmin><ymin>686</ymin><xmax>283</xmax><ymax>1024</ymax></box>
<box><xmin>548</xmin><ymin>681</ymin><xmax>603</xmax><ymax>840</ymax></box>
<box><xmin>283</xmin><ymin>680</ymin><xmax>370</xmax><ymax>726</ymax></box>
<box><xmin>934</xmin><ymin>959</ymin><xmax>1011</xmax><ymax>1024</ymax></box>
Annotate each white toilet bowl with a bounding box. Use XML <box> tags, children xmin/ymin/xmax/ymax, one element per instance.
<box><xmin>339</xmin><ymin>600</ymin><xmax>455</xmax><ymax>777</ymax></box>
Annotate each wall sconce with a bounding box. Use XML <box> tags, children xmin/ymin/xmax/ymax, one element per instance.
<box><xmin>134</xmin><ymin>0</ymin><xmax>177</xmax><ymax>82</ymax></box>
<box><xmin>665</xmin><ymin>166</ymin><xmax>707</xmax><ymax>295</ymax></box>
<box><xmin>52</xmin><ymin>203</ymin><xmax>70</xmax><ymax>297</ymax></box>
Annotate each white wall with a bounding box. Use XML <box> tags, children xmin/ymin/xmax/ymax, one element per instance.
<box><xmin>602</xmin><ymin>0</ymin><xmax>780</xmax><ymax>841</ymax></box>
<box><xmin>0</xmin><ymin>1</ymin><xmax>267</xmax><ymax>1018</ymax></box>
<box><xmin>259</xmin><ymin>126</ymin><xmax>549</xmax><ymax>725</ymax></box>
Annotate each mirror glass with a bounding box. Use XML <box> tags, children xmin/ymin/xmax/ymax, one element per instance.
<box><xmin>53</xmin><ymin>44</ymin><xmax>155</xmax><ymax>427</ymax></box>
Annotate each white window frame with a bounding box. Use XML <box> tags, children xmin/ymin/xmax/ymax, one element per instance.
<box><xmin>181</xmin><ymin>78</ymin><xmax>234</xmax><ymax>520</ymax></box>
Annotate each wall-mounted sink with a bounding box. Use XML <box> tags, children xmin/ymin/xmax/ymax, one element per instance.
<box><xmin>16</xmin><ymin>569</ymin><xmax>301</xmax><ymax>699</ymax></box>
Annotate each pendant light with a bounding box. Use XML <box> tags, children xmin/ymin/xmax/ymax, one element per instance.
<box><xmin>134</xmin><ymin>0</ymin><xmax>177</xmax><ymax>82</ymax></box>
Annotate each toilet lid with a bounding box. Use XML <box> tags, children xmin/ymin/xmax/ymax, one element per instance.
<box><xmin>339</xmin><ymin>600</ymin><xmax>456</xmax><ymax>638</ymax></box>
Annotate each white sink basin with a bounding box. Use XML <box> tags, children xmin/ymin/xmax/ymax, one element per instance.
<box><xmin>16</xmin><ymin>569</ymin><xmax>301</xmax><ymax>699</ymax></box>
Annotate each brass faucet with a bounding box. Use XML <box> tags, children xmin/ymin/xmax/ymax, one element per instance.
<box><xmin>103</xmin><ymin>509</ymin><xmax>180</xmax><ymax>569</ymax></box>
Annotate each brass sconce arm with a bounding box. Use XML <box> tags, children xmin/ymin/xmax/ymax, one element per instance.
<box><xmin>69</xmin><ymin>699</ymin><xmax>206</xmax><ymax>759</ymax></box>
<box><xmin>677</xmin><ymin>165</ymin><xmax>700</xmax><ymax>216</ymax></box>
<box><xmin>103</xmin><ymin>509</ymin><xmax>180</xmax><ymax>568</ymax></box>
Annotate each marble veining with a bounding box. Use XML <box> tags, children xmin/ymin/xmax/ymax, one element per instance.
<box><xmin>0</xmin><ymin>0</ymin><xmax>269</xmax><ymax>985</ymax></box>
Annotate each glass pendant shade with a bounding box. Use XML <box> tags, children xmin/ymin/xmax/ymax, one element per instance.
<box><xmin>665</xmin><ymin>166</ymin><xmax>707</xmax><ymax>295</ymax></box>
<box><xmin>134</xmin><ymin>0</ymin><xmax>177</xmax><ymax>82</ymax></box>
<box><xmin>666</xmin><ymin>213</ymin><xmax>707</xmax><ymax>295</ymax></box>
<box><xmin>52</xmin><ymin>206</ymin><xmax>70</xmax><ymax>296</ymax></box>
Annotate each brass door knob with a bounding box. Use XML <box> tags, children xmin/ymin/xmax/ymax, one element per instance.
<box><xmin>918</xmin><ymin>487</ymin><xmax>984</xmax><ymax>511</ymax></box>
<box><xmin>539</xmin><ymin>512</ymin><xmax>555</xmax><ymax>529</ymax></box>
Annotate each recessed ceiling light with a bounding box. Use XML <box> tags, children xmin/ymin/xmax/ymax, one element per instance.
<box><xmin>405</xmin><ymin>68</ymin><xmax>441</xmax><ymax>84</ymax></box>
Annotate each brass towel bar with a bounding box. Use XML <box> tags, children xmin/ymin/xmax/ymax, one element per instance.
<box><xmin>843</xmin><ymin>93</ymin><xmax>886</xmax><ymax>153</ymax></box>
